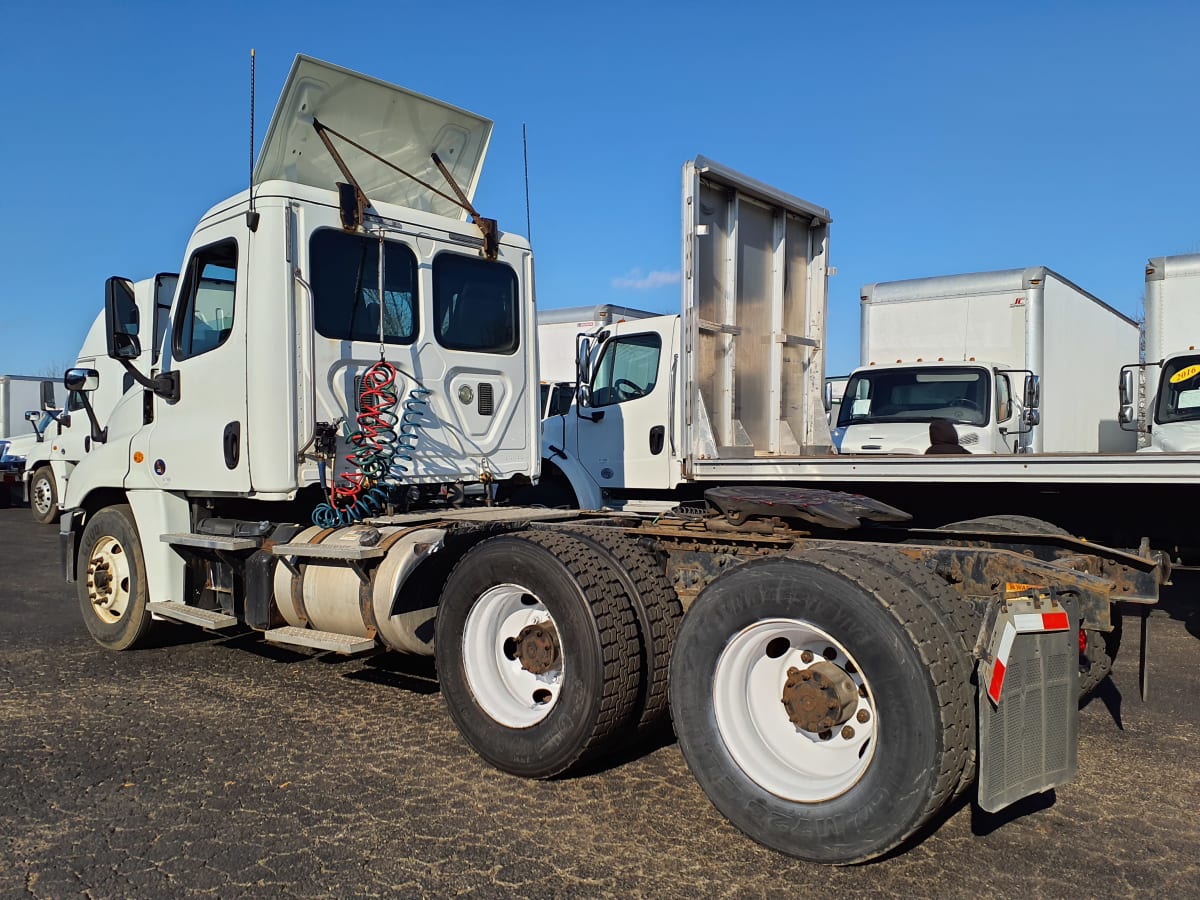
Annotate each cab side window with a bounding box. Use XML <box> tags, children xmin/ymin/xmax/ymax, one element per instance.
<box><xmin>996</xmin><ymin>373</ymin><xmax>1013</xmax><ymax>422</ymax></box>
<box><xmin>590</xmin><ymin>333</ymin><xmax>661</xmax><ymax>407</ymax></box>
<box><xmin>175</xmin><ymin>239</ymin><xmax>238</xmax><ymax>360</ymax></box>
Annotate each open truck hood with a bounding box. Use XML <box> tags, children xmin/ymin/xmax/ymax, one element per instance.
<box><xmin>254</xmin><ymin>55</ymin><xmax>492</xmax><ymax>219</ymax></box>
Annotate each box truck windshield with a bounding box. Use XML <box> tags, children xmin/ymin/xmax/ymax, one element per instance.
<box><xmin>1157</xmin><ymin>355</ymin><xmax>1200</xmax><ymax>424</ymax></box>
<box><xmin>836</xmin><ymin>366</ymin><xmax>992</xmax><ymax>428</ymax></box>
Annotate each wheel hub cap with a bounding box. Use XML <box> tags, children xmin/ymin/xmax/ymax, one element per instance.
<box><xmin>511</xmin><ymin>622</ymin><xmax>560</xmax><ymax>675</ymax></box>
<box><xmin>781</xmin><ymin>660</ymin><xmax>860</xmax><ymax>732</ymax></box>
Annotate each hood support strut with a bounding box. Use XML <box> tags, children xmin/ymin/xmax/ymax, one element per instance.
<box><xmin>311</xmin><ymin>117</ymin><xmax>499</xmax><ymax>259</ymax></box>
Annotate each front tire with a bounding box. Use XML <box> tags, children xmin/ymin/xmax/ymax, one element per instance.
<box><xmin>77</xmin><ymin>505</ymin><xmax>153</xmax><ymax>651</ymax></box>
<box><xmin>29</xmin><ymin>467</ymin><xmax>58</xmax><ymax>525</ymax></box>
<box><xmin>670</xmin><ymin>551</ymin><xmax>973</xmax><ymax>864</ymax></box>
<box><xmin>436</xmin><ymin>531</ymin><xmax>642</xmax><ymax>778</ymax></box>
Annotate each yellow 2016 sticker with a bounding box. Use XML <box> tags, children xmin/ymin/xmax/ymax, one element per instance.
<box><xmin>1170</xmin><ymin>364</ymin><xmax>1200</xmax><ymax>384</ymax></box>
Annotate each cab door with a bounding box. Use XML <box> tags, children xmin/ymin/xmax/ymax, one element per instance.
<box><xmin>143</xmin><ymin>225</ymin><xmax>250</xmax><ymax>492</ymax></box>
<box><xmin>575</xmin><ymin>318</ymin><xmax>675</xmax><ymax>491</ymax></box>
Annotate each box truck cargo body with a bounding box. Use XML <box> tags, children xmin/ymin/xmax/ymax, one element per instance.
<box><xmin>537</xmin><ymin>305</ymin><xmax>654</xmax><ymax>383</ymax></box>
<box><xmin>1120</xmin><ymin>253</ymin><xmax>1200</xmax><ymax>452</ymax></box>
<box><xmin>833</xmin><ymin>268</ymin><xmax>1139</xmax><ymax>454</ymax></box>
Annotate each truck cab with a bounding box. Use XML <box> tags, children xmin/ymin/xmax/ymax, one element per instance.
<box><xmin>1121</xmin><ymin>350</ymin><xmax>1200</xmax><ymax>452</ymax></box>
<box><xmin>61</xmin><ymin>56</ymin><xmax>539</xmax><ymax>608</ymax></box>
<box><xmin>831</xmin><ymin>360</ymin><xmax>1036</xmax><ymax>454</ymax></box>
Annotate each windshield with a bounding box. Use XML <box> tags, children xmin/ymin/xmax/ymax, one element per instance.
<box><xmin>836</xmin><ymin>366</ymin><xmax>990</xmax><ymax>428</ymax></box>
<box><xmin>1156</xmin><ymin>354</ymin><xmax>1200</xmax><ymax>424</ymax></box>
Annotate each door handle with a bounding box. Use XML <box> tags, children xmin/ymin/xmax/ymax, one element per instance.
<box><xmin>649</xmin><ymin>425</ymin><xmax>665</xmax><ymax>455</ymax></box>
<box><xmin>223</xmin><ymin>422</ymin><xmax>241</xmax><ymax>470</ymax></box>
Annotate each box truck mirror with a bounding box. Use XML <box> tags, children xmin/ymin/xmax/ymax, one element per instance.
<box><xmin>1118</xmin><ymin>368</ymin><xmax>1135</xmax><ymax>407</ymax></box>
<box><xmin>104</xmin><ymin>276</ymin><xmax>142</xmax><ymax>360</ymax></box>
<box><xmin>1119</xmin><ymin>404</ymin><xmax>1137</xmax><ymax>426</ymax></box>
<box><xmin>40</xmin><ymin>380</ymin><xmax>56</xmax><ymax>411</ymax></box>
<box><xmin>1023</xmin><ymin>374</ymin><xmax>1041</xmax><ymax>409</ymax></box>
<box><xmin>822</xmin><ymin>381</ymin><xmax>833</xmax><ymax>413</ymax></box>
<box><xmin>1023</xmin><ymin>408</ymin><xmax>1041</xmax><ymax>428</ymax></box>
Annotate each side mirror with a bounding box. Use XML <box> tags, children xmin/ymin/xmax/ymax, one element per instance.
<box><xmin>104</xmin><ymin>276</ymin><xmax>141</xmax><ymax>360</ymax></box>
<box><xmin>822</xmin><ymin>382</ymin><xmax>833</xmax><ymax>413</ymax></box>
<box><xmin>40</xmin><ymin>380</ymin><xmax>57</xmax><ymax>411</ymax></box>
<box><xmin>1023</xmin><ymin>374</ymin><xmax>1041</xmax><ymax>410</ymax></box>
<box><xmin>1119</xmin><ymin>404</ymin><xmax>1137</xmax><ymax>426</ymax></box>
<box><xmin>64</xmin><ymin>368</ymin><xmax>100</xmax><ymax>393</ymax></box>
<box><xmin>1023</xmin><ymin>408</ymin><xmax>1041</xmax><ymax>428</ymax></box>
<box><xmin>1118</xmin><ymin>368</ymin><xmax>1135</xmax><ymax>407</ymax></box>
<box><xmin>25</xmin><ymin>410</ymin><xmax>40</xmax><ymax>423</ymax></box>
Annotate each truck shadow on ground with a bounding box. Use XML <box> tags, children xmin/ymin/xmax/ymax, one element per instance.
<box><xmin>1085</xmin><ymin>678</ymin><xmax>1125</xmax><ymax>730</ymax></box>
<box><xmin>343</xmin><ymin>651</ymin><xmax>440</xmax><ymax>695</ymax></box>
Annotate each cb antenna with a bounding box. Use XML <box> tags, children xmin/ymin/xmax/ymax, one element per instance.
<box><xmin>246</xmin><ymin>48</ymin><xmax>260</xmax><ymax>231</ymax></box>
<box><xmin>522</xmin><ymin>123</ymin><xmax>532</xmax><ymax>242</ymax></box>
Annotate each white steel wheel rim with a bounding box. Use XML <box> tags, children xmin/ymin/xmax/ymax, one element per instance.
<box><xmin>462</xmin><ymin>584</ymin><xmax>563</xmax><ymax>728</ymax></box>
<box><xmin>32</xmin><ymin>476</ymin><xmax>53</xmax><ymax>515</ymax></box>
<box><xmin>86</xmin><ymin>535</ymin><xmax>133</xmax><ymax>624</ymax></box>
<box><xmin>713</xmin><ymin>618</ymin><xmax>877</xmax><ymax>803</ymax></box>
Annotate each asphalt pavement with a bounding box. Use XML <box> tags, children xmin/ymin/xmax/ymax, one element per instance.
<box><xmin>2</xmin><ymin>506</ymin><xmax>1198</xmax><ymax>898</ymax></box>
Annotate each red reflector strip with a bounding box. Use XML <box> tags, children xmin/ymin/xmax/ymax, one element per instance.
<box><xmin>987</xmin><ymin>658</ymin><xmax>1006</xmax><ymax>704</ymax></box>
<box><xmin>1041</xmin><ymin>611</ymin><xmax>1070</xmax><ymax>631</ymax></box>
<box><xmin>1013</xmin><ymin>611</ymin><xmax>1071</xmax><ymax>633</ymax></box>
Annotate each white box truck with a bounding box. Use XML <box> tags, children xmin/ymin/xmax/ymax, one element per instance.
<box><xmin>55</xmin><ymin>60</ymin><xmax>1167</xmax><ymax>866</ymax></box>
<box><xmin>1119</xmin><ymin>253</ymin><xmax>1200</xmax><ymax>452</ymax></box>
<box><xmin>831</xmin><ymin>269</ymin><xmax>1139</xmax><ymax>454</ymax></box>
<box><xmin>536</xmin><ymin>305</ymin><xmax>653</xmax><ymax>417</ymax></box>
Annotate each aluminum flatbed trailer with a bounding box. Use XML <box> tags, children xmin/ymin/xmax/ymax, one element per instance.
<box><xmin>604</xmin><ymin>453</ymin><xmax>1200</xmax><ymax>563</ymax></box>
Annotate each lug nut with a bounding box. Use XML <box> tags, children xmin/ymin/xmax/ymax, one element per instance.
<box><xmin>786</xmin><ymin>666</ymin><xmax>800</xmax><ymax>678</ymax></box>
<box><xmin>841</xmin><ymin>726</ymin><xmax>855</xmax><ymax>740</ymax></box>
<box><xmin>857</xmin><ymin>709</ymin><xmax>871</xmax><ymax>724</ymax></box>
<box><xmin>800</xmin><ymin>650</ymin><xmax>814</xmax><ymax>663</ymax></box>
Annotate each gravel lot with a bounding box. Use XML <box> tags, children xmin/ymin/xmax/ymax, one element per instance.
<box><xmin>2</xmin><ymin>506</ymin><xmax>1198</xmax><ymax>898</ymax></box>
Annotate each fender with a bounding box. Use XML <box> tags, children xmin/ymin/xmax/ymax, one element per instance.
<box><xmin>541</xmin><ymin>453</ymin><xmax>604</xmax><ymax>510</ymax></box>
<box><xmin>539</xmin><ymin>414</ymin><xmax>606</xmax><ymax>509</ymax></box>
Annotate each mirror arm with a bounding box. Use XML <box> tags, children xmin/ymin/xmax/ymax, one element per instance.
<box><xmin>76</xmin><ymin>395</ymin><xmax>107</xmax><ymax>445</ymax></box>
<box><xmin>117</xmin><ymin>358</ymin><xmax>180</xmax><ymax>403</ymax></box>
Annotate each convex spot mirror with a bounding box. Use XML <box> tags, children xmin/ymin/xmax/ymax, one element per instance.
<box><xmin>64</xmin><ymin>368</ymin><xmax>100</xmax><ymax>393</ymax></box>
<box><xmin>104</xmin><ymin>276</ymin><xmax>141</xmax><ymax>360</ymax></box>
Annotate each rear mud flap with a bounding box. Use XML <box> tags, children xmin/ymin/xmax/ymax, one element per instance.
<box><xmin>977</xmin><ymin>595</ymin><xmax>1079</xmax><ymax>813</ymax></box>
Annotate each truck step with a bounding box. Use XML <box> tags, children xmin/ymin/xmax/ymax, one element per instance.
<box><xmin>162</xmin><ymin>532</ymin><xmax>261</xmax><ymax>551</ymax></box>
<box><xmin>148</xmin><ymin>601</ymin><xmax>238</xmax><ymax>630</ymax></box>
<box><xmin>263</xmin><ymin>626</ymin><xmax>377</xmax><ymax>655</ymax></box>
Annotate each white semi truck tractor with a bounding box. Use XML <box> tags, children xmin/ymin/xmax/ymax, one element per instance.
<box><xmin>59</xmin><ymin>57</ymin><xmax>1166</xmax><ymax>865</ymax></box>
<box><xmin>1120</xmin><ymin>253</ymin><xmax>1200</xmax><ymax>451</ymax></box>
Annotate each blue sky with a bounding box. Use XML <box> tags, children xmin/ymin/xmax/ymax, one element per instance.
<box><xmin>1</xmin><ymin>1</ymin><xmax>1197</xmax><ymax>380</ymax></box>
